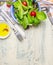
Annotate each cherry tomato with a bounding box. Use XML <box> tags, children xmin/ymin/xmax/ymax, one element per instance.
<box><xmin>30</xmin><ymin>11</ymin><xmax>36</xmax><ymax>17</ymax></box>
<box><xmin>22</xmin><ymin>1</ymin><xmax>27</xmax><ymax>6</ymax></box>
<box><xmin>6</xmin><ymin>4</ymin><xmax>11</xmax><ymax>8</ymax></box>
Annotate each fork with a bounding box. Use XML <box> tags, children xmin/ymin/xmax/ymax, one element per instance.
<box><xmin>0</xmin><ymin>9</ymin><xmax>26</xmax><ymax>41</ymax></box>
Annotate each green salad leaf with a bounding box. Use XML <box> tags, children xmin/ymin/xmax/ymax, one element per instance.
<box><xmin>22</xmin><ymin>4</ymin><xmax>28</xmax><ymax>10</ymax></box>
<box><xmin>27</xmin><ymin>14</ymin><xmax>33</xmax><ymax>24</ymax></box>
<box><xmin>36</xmin><ymin>11</ymin><xmax>47</xmax><ymax>20</ymax></box>
<box><xmin>13</xmin><ymin>1</ymin><xmax>21</xmax><ymax>8</ymax></box>
<box><xmin>27</xmin><ymin>0</ymin><xmax>32</xmax><ymax>6</ymax></box>
<box><xmin>34</xmin><ymin>17</ymin><xmax>40</xmax><ymax>26</ymax></box>
<box><xmin>20</xmin><ymin>16</ymin><xmax>29</xmax><ymax>29</ymax></box>
<box><xmin>18</xmin><ymin>7</ymin><xmax>23</xmax><ymax>19</ymax></box>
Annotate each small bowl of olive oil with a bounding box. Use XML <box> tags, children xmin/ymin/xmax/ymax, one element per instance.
<box><xmin>0</xmin><ymin>21</ymin><xmax>11</xmax><ymax>39</ymax></box>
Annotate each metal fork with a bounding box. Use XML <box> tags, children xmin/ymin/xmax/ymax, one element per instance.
<box><xmin>0</xmin><ymin>10</ymin><xmax>25</xmax><ymax>41</ymax></box>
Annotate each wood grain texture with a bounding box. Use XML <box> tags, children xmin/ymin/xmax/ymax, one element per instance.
<box><xmin>0</xmin><ymin>3</ymin><xmax>53</xmax><ymax>65</ymax></box>
<box><xmin>0</xmin><ymin>16</ymin><xmax>53</xmax><ymax>65</ymax></box>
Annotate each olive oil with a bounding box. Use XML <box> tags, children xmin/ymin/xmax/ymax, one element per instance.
<box><xmin>0</xmin><ymin>22</ymin><xmax>10</xmax><ymax>38</ymax></box>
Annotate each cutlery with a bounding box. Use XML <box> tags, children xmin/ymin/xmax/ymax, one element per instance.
<box><xmin>0</xmin><ymin>10</ymin><xmax>26</xmax><ymax>41</ymax></box>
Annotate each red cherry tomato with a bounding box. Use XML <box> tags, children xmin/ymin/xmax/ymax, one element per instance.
<box><xmin>6</xmin><ymin>4</ymin><xmax>11</xmax><ymax>8</ymax></box>
<box><xmin>22</xmin><ymin>1</ymin><xmax>27</xmax><ymax>6</ymax></box>
<box><xmin>30</xmin><ymin>11</ymin><xmax>36</xmax><ymax>17</ymax></box>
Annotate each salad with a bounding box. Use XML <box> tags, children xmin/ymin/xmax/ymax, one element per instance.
<box><xmin>10</xmin><ymin>0</ymin><xmax>47</xmax><ymax>29</ymax></box>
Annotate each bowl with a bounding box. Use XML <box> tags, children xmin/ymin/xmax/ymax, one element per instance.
<box><xmin>10</xmin><ymin>0</ymin><xmax>41</xmax><ymax>23</ymax></box>
<box><xmin>0</xmin><ymin>21</ymin><xmax>11</xmax><ymax>39</ymax></box>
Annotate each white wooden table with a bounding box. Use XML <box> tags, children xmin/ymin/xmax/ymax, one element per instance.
<box><xmin>0</xmin><ymin>3</ymin><xmax>53</xmax><ymax>65</ymax></box>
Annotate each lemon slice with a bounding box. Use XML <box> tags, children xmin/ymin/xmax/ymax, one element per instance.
<box><xmin>0</xmin><ymin>22</ymin><xmax>11</xmax><ymax>39</ymax></box>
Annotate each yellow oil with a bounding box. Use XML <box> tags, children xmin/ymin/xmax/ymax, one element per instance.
<box><xmin>0</xmin><ymin>22</ymin><xmax>10</xmax><ymax>37</ymax></box>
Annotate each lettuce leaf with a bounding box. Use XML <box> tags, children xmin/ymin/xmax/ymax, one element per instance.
<box><xmin>36</xmin><ymin>11</ymin><xmax>47</xmax><ymax>20</ymax></box>
<box><xmin>34</xmin><ymin>17</ymin><xmax>40</xmax><ymax>26</ymax></box>
<box><xmin>20</xmin><ymin>16</ymin><xmax>29</xmax><ymax>29</ymax></box>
